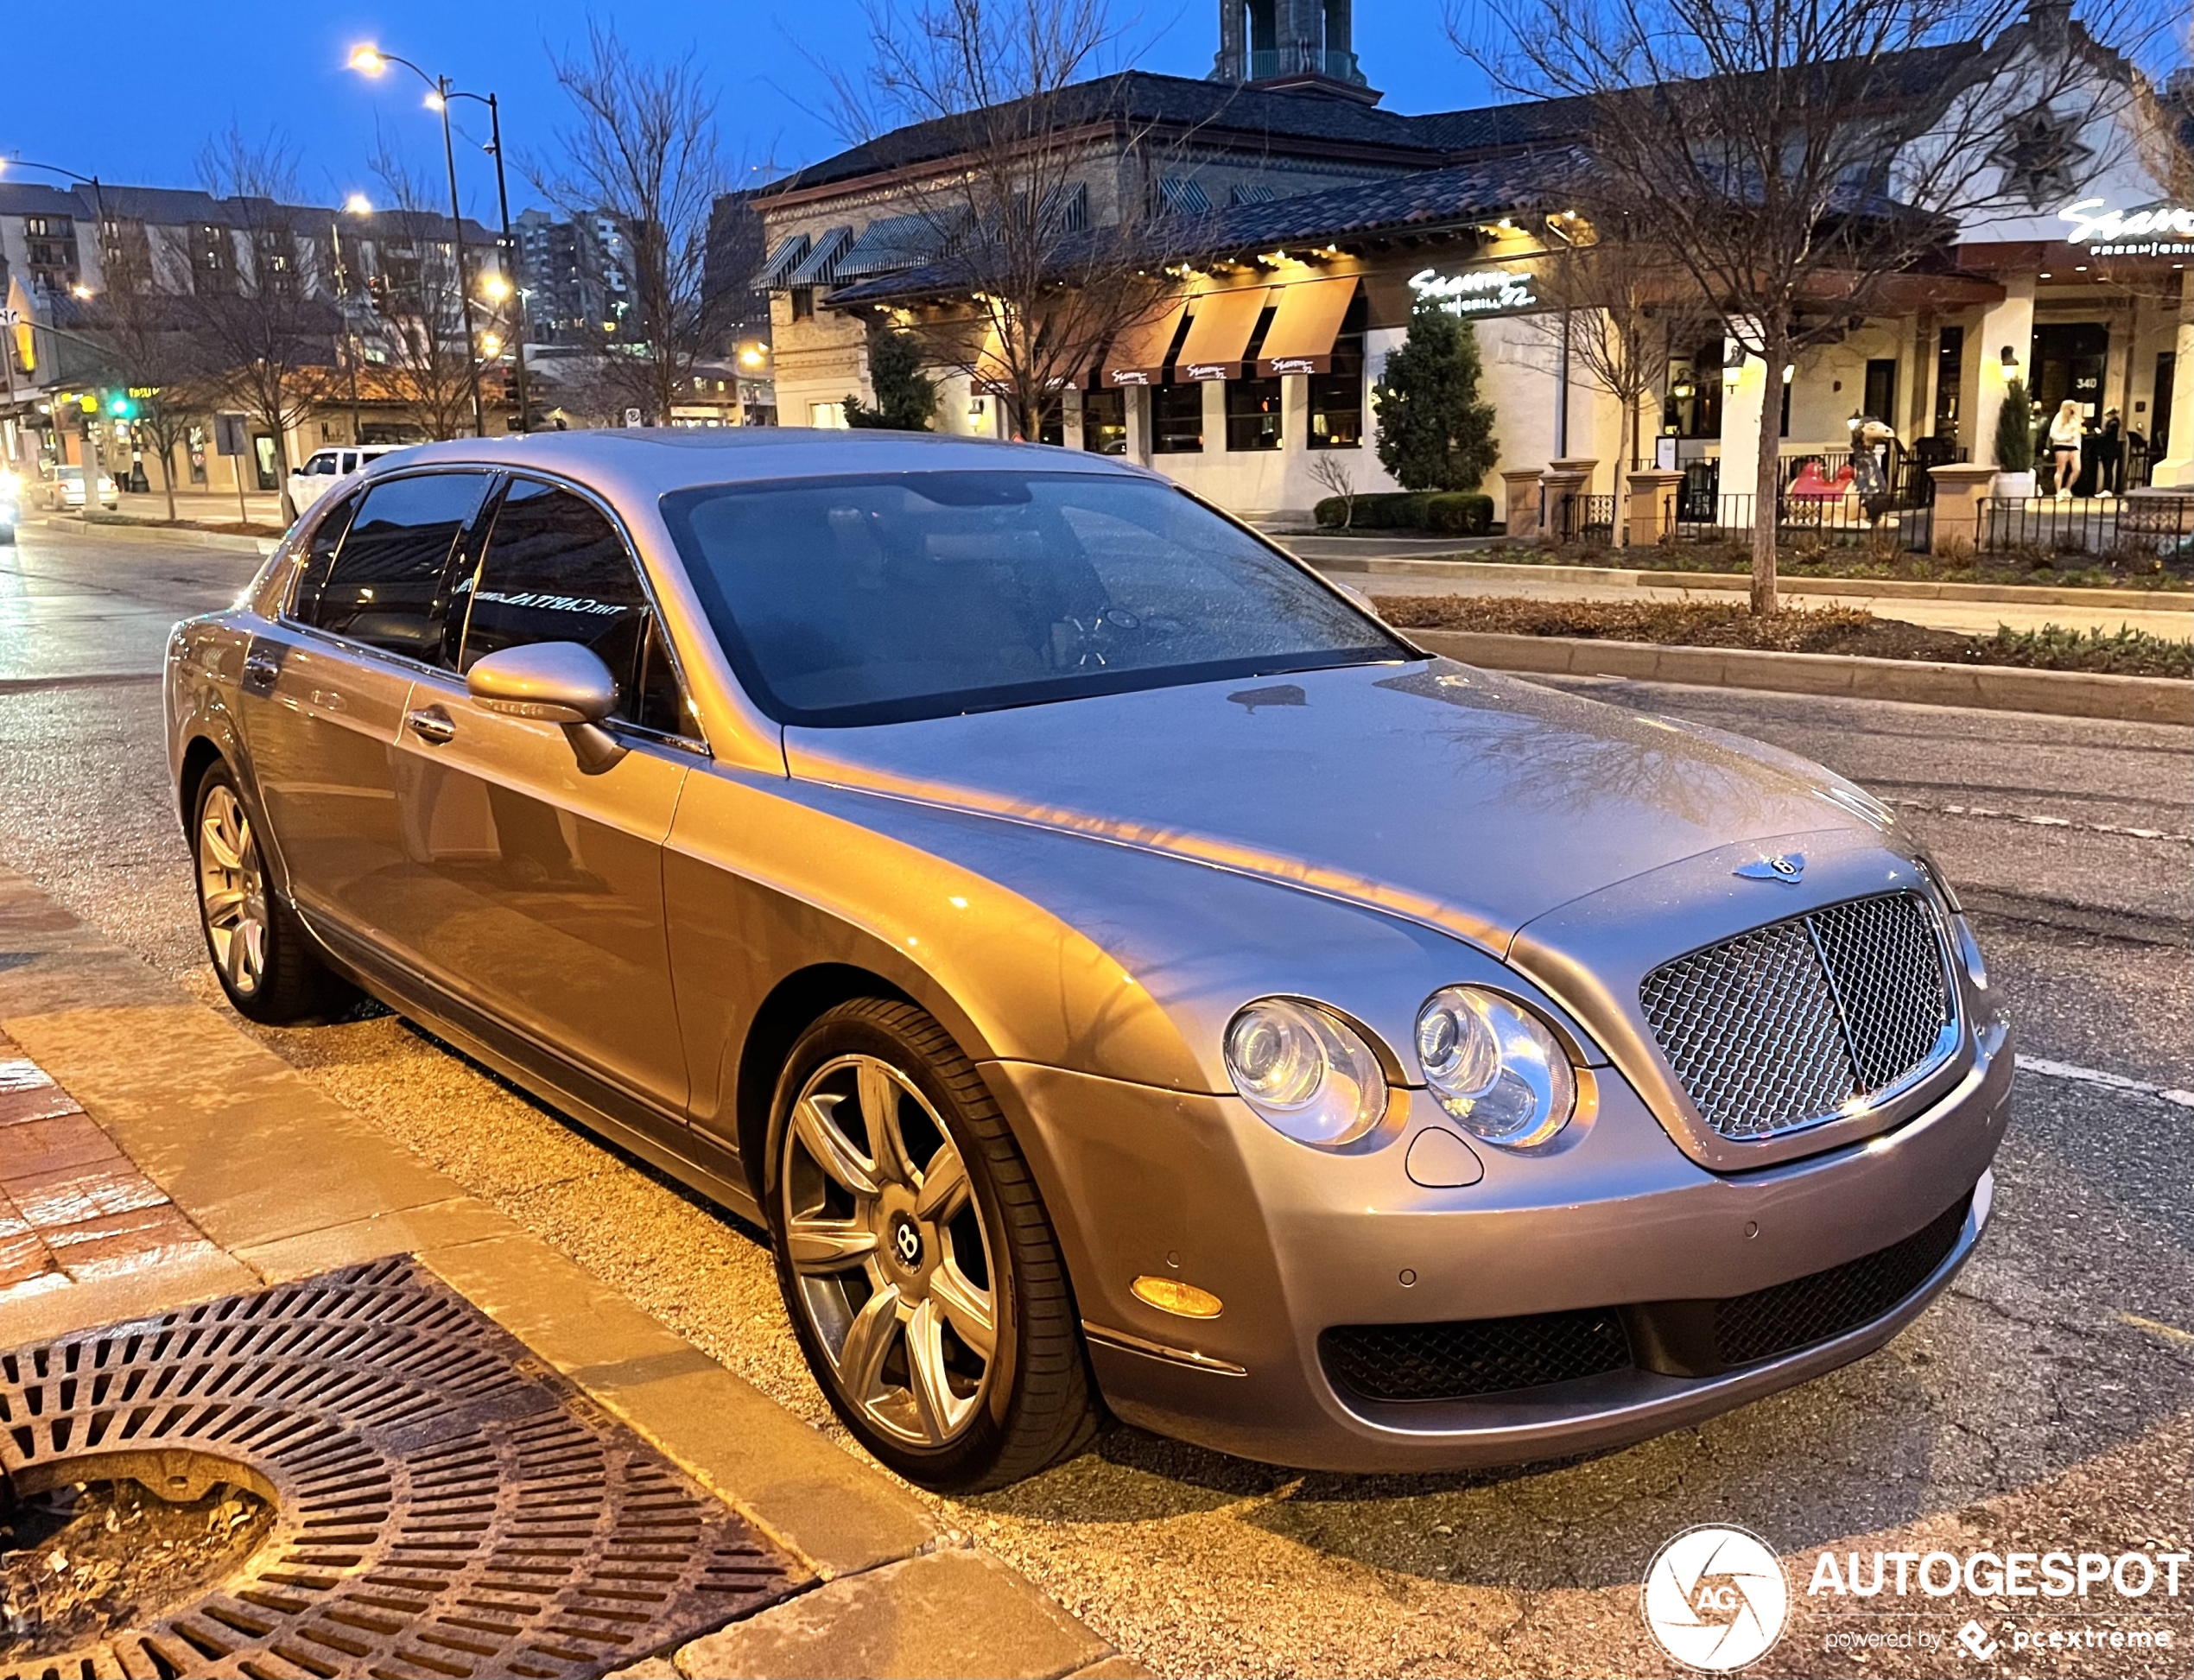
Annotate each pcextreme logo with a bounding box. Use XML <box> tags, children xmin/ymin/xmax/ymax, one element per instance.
<box><xmin>1642</xmin><ymin>1525</ymin><xmax>1791</xmax><ymax>1672</ymax></box>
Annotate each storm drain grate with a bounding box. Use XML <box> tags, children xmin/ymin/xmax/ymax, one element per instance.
<box><xmin>0</xmin><ymin>1256</ymin><xmax>801</xmax><ymax>1679</ymax></box>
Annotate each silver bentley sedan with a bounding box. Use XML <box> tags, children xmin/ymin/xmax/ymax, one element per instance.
<box><xmin>165</xmin><ymin>431</ymin><xmax>2010</xmax><ymax>1491</ymax></box>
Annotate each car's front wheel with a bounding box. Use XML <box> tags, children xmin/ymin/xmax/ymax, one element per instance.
<box><xmin>192</xmin><ymin>764</ymin><xmax>357</xmax><ymax>1024</ymax></box>
<box><xmin>764</xmin><ymin>998</ymin><xmax>1098</xmax><ymax>1492</ymax></box>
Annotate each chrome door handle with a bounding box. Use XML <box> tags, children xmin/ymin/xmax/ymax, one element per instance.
<box><xmin>406</xmin><ymin>706</ymin><xmax>456</xmax><ymax>745</ymax></box>
<box><xmin>243</xmin><ymin>651</ymin><xmax>279</xmax><ymax>685</ymax></box>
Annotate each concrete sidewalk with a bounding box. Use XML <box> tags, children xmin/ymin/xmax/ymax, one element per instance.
<box><xmin>0</xmin><ymin>864</ymin><xmax>1142</xmax><ymax>1680</ymax></box>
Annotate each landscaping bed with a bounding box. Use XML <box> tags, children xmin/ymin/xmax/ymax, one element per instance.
<box><xmin>1373</xmin><ymin>594</ymin><xmax>2194</xmax><ymax>678</ymax></box>
<box><xmin>1334</xmin><ymin>536</ymin><xmax>2194</xmax><ymax>592</ymax></box>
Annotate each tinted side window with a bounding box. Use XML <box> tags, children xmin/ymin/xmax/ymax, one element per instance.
<box><xmin>458</xmin><ymin>479</ymin><xmax>688</xmax><ymax>733</ymax></box>
<box><xmin>301</xmin><ymin>473</ymin><xmax>488</xmax><ymax>657</ymax></box>
<box><xmin>289</xmin><ymin>488</ymin><xmax>365</xmax><ymax>622</ymax></box>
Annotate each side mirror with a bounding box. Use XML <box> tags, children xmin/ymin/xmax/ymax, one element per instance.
<box><xmin>466</xmin><ymin>642</ymin><xmax>627</xmax><ymax>774</ymax></box>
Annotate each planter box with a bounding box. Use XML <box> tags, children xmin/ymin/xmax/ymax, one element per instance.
<box><xmin>1992</xmin><ymin>471</ymin><xmax>2037</xmax><ymax>498</ymax></box>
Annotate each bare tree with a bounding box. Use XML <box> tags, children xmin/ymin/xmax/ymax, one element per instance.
<box><xmin>1522</xmin><ymin>233</ymin><xmax>1715</xmax><ymax>475</ymax></box>
<box><xmin>1307</xmin><ymin>449</ymin><xmax>1363</xmax><ymax>527</ymax></box>
<box><xmin>1463</xmin><ymin>0</ymin><xmax>2159</xmax><ymax>612</ymax></box>
<box><xmin>531</xmin><ymin>25</ymin><xmax>731</xmax><ymax>426</ymax></box>
<box><xmin>187</xmin><ymin>128</ymin><xmax>338</xmax><ymax>519</ymax></box>
<box><xmin>365</xmin><ymin>144</ymin><xmax>496</xmax><ymax>441</ymax></box>
<box><xmin>81</xmin><ymin>219</ymin><xmax>213</xmax><ymax>521</ymax></box>
<box><xmin>821</xmin><ymin>0</ymin><xmax>1188</xmax><ymax>441</ymax></box>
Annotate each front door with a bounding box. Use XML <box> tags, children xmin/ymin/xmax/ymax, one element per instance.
<box><xmin>238</xmin><ymin>472</ymin><xmax>490</xmax><ymax>943</ymax></box>
<box><xmin>390</xmin><ymin>474</ymin><xmax>697</xmax><ymax>1117</ymax></box>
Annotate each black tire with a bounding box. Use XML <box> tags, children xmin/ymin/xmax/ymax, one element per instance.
<box><xmin>191</xmin><ymin>762</ymin><xmax>358</xmax><ymax>1025</ymax></box>
<box><xmin>764</xmin><ymin>998</ymin><xmax>1098</xmax><ymax>1492</ymax></box>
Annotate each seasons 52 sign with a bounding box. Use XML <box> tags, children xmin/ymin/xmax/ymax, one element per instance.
<box><xmin>1408</xmin><ymin>265</ymin><xmax>1539</xmax><ymax>318</ymax></box>
<box><xmin>2059</xmin><ymin>197</ymin><xmax>2194</xmax><ymax>256</ymax></box>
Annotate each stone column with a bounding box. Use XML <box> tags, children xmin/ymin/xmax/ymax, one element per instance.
<box><xmin>1926</xmin><ymin>464</ymin><xmax>1996</xmax><ymax>555</ymax></box>
<box><xmin>1718</xmin><ymin>326</ymin><xmax>1766</xmax><ymax>534</ymax></box>
<box><xmin>1500</xmin><ymin>467</ymin><xmax>1543</xmax><ymax>540</ymax></box>
<box><xmin>1625</xmin><ymin>469</ymin><xmax>1684</xmax><ymax>548</ymax></box>
<box><xmin>1969</xmin><ymin>276</ymin><xmax>2037</xmax><ymax>475</ymax></box>
<box><xmin>2153</xmin><ymin>269</ymin><xmax>2194</xmax><ymax>489</ymax></box>
<box><xmin>1539</xmin><ymin>456</ymin><xmax>1597</xmax><ymax>542</ymax></box>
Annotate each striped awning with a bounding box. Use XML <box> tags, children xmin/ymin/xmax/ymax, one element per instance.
<box><xmin>754</xmin><ymin>233</ymin><xmax>811</xmax><ymax>291</ymax></box>
<box><xmin>784</xmin><ymin>226</ymin><xmax>855</xmax><ymax>288</ymax></box>
<box><xmin>1158</xmin><ymin>177</ymin><xmax>1212</xmax><ymax>216</ymax></box>
<box><xmin>834</xmin><ymin>215</ymin><xmax>948</xmax><ymax>281</ymax></box>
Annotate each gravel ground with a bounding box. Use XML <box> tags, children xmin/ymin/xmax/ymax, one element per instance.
<box><xmin>3</xmin><ymin>529</ymin><xmax>2189</xmax><ymax>1677</ymax></box>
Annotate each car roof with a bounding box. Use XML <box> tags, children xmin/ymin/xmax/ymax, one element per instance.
<box><xmin>359</xmin><ymin>428</ymin><xmax>1155</xmax><ymax>504</ymax></box>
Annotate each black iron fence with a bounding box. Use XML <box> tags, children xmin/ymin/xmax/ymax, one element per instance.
<box><xmin>1665</xmin><ymin>491</ymin><xmax>1931</xmax><ymax>551</ymax></box>
<box><xmin>1543</xmin><ymin>491</ymin><xmax>1616</xmax><ymax>543</ymax></box>
<box><xmin>1979</xmin><ymin>496</ymin><xmax>2194</xmax><ymax>559</ymax></box>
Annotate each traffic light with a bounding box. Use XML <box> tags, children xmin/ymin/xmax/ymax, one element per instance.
<box><xmin>105</xmin><ymin>390</ymin><xmax>137</xmax><ymax>420</ymax></box>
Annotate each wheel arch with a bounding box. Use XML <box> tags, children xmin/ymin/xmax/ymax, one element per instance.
<box><xmin>178</xmin><ymin>734</ymin><xmax>226</xmax><ymax>834</ymax></box>
<box><xmin>733</xmin><ymin>962</ymin><xmax>917</xmax><ymax>1195</ymax></box>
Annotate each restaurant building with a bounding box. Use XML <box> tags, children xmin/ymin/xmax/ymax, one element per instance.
<box><xmin>759</xmin><ymin>3</ymin><xmax>2192</xmax><ymax>526</ymax></box>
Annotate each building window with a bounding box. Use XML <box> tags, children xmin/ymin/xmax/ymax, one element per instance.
<box><xmin>1226</xmin><ymin>377</ymin><xmax>1283</xmax><ymax>450</ymax></box>
<box><xmin>1081</xmin><ymin>389</ymin><xmax>1127</xmax><ymax>455</ymax></box>
<box><xmin>1933</xmin><ymin>326</ymin><xmax>1963</xmax><ymax>441</ymax></box>
<box><xmin>1037</xmin><ymin>403</ymin><xmax>1065</xmax><ymax>447</ymax></box>
<box><xmin>790</xmin><ymin>288</ymin><xmax>814</xmax><ymax>320</ymax></box>
<box><xmin>1863</xmin><ymin>358</ymin><xmax>1898</xmax><ymax>425</ymax></box>
<box><xmin>1151</xmin><ymin>384</ymin><xmax>1203</xmax><ymax>453</ymax></box>
<box><xmin>1308</xmin><ymin>290</ymin><xmax>1366</xmax><ymax>448</ymax></box>
<box><xmin>808</xmin><ymin>400</ymin><xmax>849</xmax><ymax>429</ymax></box>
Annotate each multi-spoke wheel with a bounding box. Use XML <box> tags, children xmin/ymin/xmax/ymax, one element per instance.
<box><xmin>765</xmin><ymin>998</ymin><xmax>1098</xmax><ymax>1491</ymax></box>
<box><xmin>191</xmin><ymin>762</ymin><xmax>357</xmax><ymax>1025</ymax></box>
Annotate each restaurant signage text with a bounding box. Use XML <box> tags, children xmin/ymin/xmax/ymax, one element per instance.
<box><xmin>1407</xmin><ymin>265</ymin><xmax>1539</xmax><ymax>318</ymax></box>
<box><xmin>2058</xmin><ymin>198</ymin><xmax>2194</xmax><ymax>257</ymax></box>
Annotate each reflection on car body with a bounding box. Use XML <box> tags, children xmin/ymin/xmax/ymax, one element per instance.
<box><xmin>165</xmin><ymin>430</ymin><xmax>2009</xmax><ymax>1492</ymax></box>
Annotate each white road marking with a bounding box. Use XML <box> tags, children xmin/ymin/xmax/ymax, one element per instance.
<box><xmin>2014</xmin><ymin>1054</ymin><xmax>2194</xmax><ymax>1109</ymax></box>
<box><xmin>1888</xmin><ymin>797</ymin><xmax>2191</xmax><ymax>845</ymax></box>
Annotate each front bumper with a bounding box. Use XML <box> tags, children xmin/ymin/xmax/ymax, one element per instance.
<box><xmin>988</xmin><ymin>1014</ymin><xmax>2010</xmax><ymax>1474</ymax></box>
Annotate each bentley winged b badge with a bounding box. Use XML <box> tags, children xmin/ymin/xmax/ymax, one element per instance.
<box><xmin>1734</xmin><ymin>853</ymin><xmax>1806</xmax><ymax>884</ymax></box>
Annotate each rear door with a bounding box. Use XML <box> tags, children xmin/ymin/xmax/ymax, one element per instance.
<box><xmin>238</xmin><ymin>470</ymin><xmax>491</xmax><ymax>945</ymax></box>
<box><xmin>390</xmin><ymin>474</ymin><xmax>698</xmax><ymax>1116</ymax></box>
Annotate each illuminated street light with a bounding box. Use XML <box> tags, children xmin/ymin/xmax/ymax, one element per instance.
<box><xmin>344</xmin><ymin>193</ymin><xmax>373</xmax><ymax>217</ymax></box>
<box><xmin>481</xmin><ymin>272</ymin><xmax>511</xmax><ymax>302</ymax></box>
<box><xmin>480</xmin><ymin>333</ymin><xmax>503</xmax><ymax>357</ymax></box>
<box><xmin>348</xmin><ymin>44</ymin><xmax>387</xmax><ymax>74</ymax></box>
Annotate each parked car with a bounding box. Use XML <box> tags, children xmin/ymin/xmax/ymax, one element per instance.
<box><xmin>165</xmin><ymin>432</ymin><xmax>2009</xmax><ymax>1491</ymax></box>
<box><xmin>289</xmin><ymin>444</ymin><xmax>407</xmax><ymax>513</ymax></box>
<box><xmin>0</xmin><ymin>469</ymin><xmax>18</xmax><ymax>542</ymax></box>
<box><xmin>48</xmin><ymin>465</ymin><xmax>118</xmax><ymax>511</ymax></box>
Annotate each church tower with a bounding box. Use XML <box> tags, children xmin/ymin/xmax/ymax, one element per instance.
<box><xmin>1211</xmin><ymin>0</ymin><xmax>1379</xmax><ymax>102</ymax></box>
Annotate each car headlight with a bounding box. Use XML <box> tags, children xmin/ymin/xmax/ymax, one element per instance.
<box><xmin>1415</xmin><ymin>986</ymin><xmax>1576</xmax><ymax>1148</ymax></box>
<box><xmin>1223</xmin><ymin>998</ymin><xmax>1387</xmax><ymax>1148</ymax></box>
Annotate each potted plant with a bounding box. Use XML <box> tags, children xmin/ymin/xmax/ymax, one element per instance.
<box><xmin>1992</xmin><ymin>377</ymin><xmax>2038</xmax><ymax>499</ymax></box>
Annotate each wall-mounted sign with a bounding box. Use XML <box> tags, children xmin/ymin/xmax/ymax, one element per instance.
<box><xmin>2058</xmin><ymin>198</ymin><xmax>2194</xmax><ymax>256</ymax></box>
<box><xmin>1408</xmin><ymin>265</ymin><xmax>1539</xmax><ymax>318</ymax></box>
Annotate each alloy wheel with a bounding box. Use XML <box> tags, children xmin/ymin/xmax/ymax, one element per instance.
<box><xmin>198</xmin><ymin>783</ymin><xmax>269</xmax><ymax>998</ymax></box>
<box><xmin>779</xmin><ymin>1053</ymin><xmax>999</xmax><ymax>1447</ymax></box>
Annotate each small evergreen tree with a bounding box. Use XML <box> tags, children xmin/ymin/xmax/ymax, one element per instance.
<box><xmin>844</xmin><ymin>322</ymin><xmax>937</xmax><ymax>429</ymax></box>
<box><xmin>1992</xmin><ymin>377</ymin><xmax>2037</xmax><ymax>473</ymax></box>
<box><xmin>1372</xmin><ymin>296</ymin><xmax>1499</xmax><ymax>491</ymax></box>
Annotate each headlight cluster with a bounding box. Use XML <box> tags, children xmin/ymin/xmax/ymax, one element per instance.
<box><xmin>1223</xmin><ymin>986</ymin><xmax>1578</xmax><ymax>1152</ymax></box>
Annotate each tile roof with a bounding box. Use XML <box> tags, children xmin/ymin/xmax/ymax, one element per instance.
<box><xmin>824</xmin><ymin>149</ymin><xmax>1587</xmax><ymax>306</ymax></box>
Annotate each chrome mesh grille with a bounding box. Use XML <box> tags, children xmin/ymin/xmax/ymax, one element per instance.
<box><xmin>1639</xmin><ymin>892</ymin><xmax>1954</xmax><ymax>1139</ymax></box>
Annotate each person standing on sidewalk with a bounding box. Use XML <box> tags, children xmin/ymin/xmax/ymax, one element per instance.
<box><xmin>2048</xmin><ymin>399</ymin><xmax>2084</xmax><ymax>498</ymax></box>
<box><xmin>2094</xmin><ymin>409</ymin><xmax>2125</xmax><ymax>497</ymax></box>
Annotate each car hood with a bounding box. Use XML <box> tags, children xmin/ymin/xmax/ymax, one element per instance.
<box><xmin>782</xmin><ymin>658</ymin><xmax>1893</xmax><ymax>953</ymax></box>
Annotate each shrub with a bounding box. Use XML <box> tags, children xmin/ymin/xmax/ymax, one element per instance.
<box><xmin>1313</xmin><ymin>491</ymin><xmax>1493</xmax><ymax>533</ymax></box>
<box><xmin>1993</xmin><ymin>377</ymin><xmax>2036</xmax><ymax>473</ymax></box>
<box><xmin>1371</xmin><ymin>295</ymin><xmax>1499</xmax><ymax>491</ymax></box>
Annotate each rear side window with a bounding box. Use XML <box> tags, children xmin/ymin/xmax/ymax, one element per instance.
<box><xmin>302</xmin><ymin>452</ymin><xmax>338</xmax><ymax>475</ymax></box>
<box><xmin>293</xmin><ymin>472</ymin><xmax>489</xmax><ymax>658</ymax></box>
<box><xmin>455</xmin><ymin>478</ymin><xmax>688</xmax><ymax>735</ymax></box>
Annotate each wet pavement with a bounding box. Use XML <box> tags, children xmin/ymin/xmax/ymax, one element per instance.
<box><xmin>0</xmin><ymin>524</ymin><xmax>2188</xmax><ymax>1677</ymax></box>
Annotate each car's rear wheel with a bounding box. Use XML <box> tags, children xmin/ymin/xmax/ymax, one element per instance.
<box><xmin>764</xmin><ymin>998</ymin><xmax>1098</xmax><ymax>1492</ymax></box>
<box><xmin>193</xmin><ymin>764</ymin><xmax>357</xmax><ymax>1024</ymax></box>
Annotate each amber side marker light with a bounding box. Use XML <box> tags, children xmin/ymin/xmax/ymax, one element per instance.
<box><xmin>1132</xmin><ymin>1276</ymin><xmax>1224</xmax><ymax>1318</ymax></box>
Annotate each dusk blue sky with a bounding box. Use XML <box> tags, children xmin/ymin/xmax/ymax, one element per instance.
<box><xmin>3</xmin><ymin>2</ymin><xmax>1497</xmax><ymax>217</ymax></box>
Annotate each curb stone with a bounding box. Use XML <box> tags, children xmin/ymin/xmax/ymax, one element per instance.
<box><xmin>40</xmin><ymin>513</ymin><xmax>280</xmax><ymax>555</ymax></box>
<box><xmin>0</xmin><ymin>864</ymin><xmax>1134</xmax><ymax>1677</ymax></box>
<box><xmin>1406</xmin><ymin>628</ymin><xmax>2194</xmax><ymax>725</ymax></box>
<box><xmin>1314</xmin><ymin>552</ymin><xmax>2193</xmax><ymax>612</ymax></box>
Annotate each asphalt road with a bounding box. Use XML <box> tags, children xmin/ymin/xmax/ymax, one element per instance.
<box><xmin>3</xmin><ymin>523</ymin><xmax>2188</xmax><ymax>1678</ymax></box>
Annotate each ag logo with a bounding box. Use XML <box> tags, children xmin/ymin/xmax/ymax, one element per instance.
<box><xmin>1641</xmin><ymin>1525</ymin><xmax>1789</xmax><ymax>1671</ymax></box>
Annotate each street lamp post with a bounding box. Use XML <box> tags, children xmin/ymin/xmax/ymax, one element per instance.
<box><xmin>350</xmin><ymin>46</ymin><xmax>523</xmax><ymax>437</ymax></box>
<box><xmin>331</xmin><ymin>196</ymin><xmax>371</xmax><ymax>441</ymax></box>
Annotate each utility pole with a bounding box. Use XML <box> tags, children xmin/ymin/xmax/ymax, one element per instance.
<box><xmin>434</xmin><ymin>79</ymin><xmax>487</xmax><ymax>438</ymax></box>
<box><xmin>484</xmin><ymin>95</ymin><xmax>529</xmax><ymax>432</ymax></box>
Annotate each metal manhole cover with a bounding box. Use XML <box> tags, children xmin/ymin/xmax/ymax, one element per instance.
<box><xmin>1</xmin><ymin>1256</ymin><xmax>802</xmax><ymax>1679</ymax></box>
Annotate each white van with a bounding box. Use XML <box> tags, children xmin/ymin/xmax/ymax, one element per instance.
<box><xmin>289</xmin><ymin>445</ymin><xmax>406</xmax><ymax>512</ymax></box>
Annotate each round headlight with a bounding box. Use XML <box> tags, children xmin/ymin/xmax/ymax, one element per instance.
<box><xmin>1415</xmin><ymin>986</ymin><xmax>1576</xmax><ymax>1148</ymax></box>
<box><xmin>1223</xmin><ymin>998</ymin><xmax>1387</xmax><ymax>1148</ymax></box>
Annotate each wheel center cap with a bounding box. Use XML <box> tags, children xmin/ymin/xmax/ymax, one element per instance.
<box><xmin>888</xmin><ymin>1212</ymin><xmax>924</xmax><ymax>1273</ymax></box>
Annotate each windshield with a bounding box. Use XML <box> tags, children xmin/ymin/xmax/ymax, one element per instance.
<box><xmin>662</xmin><ymin>471</ymin><xmax>1406</xmax><ymax>726</ymax></box>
